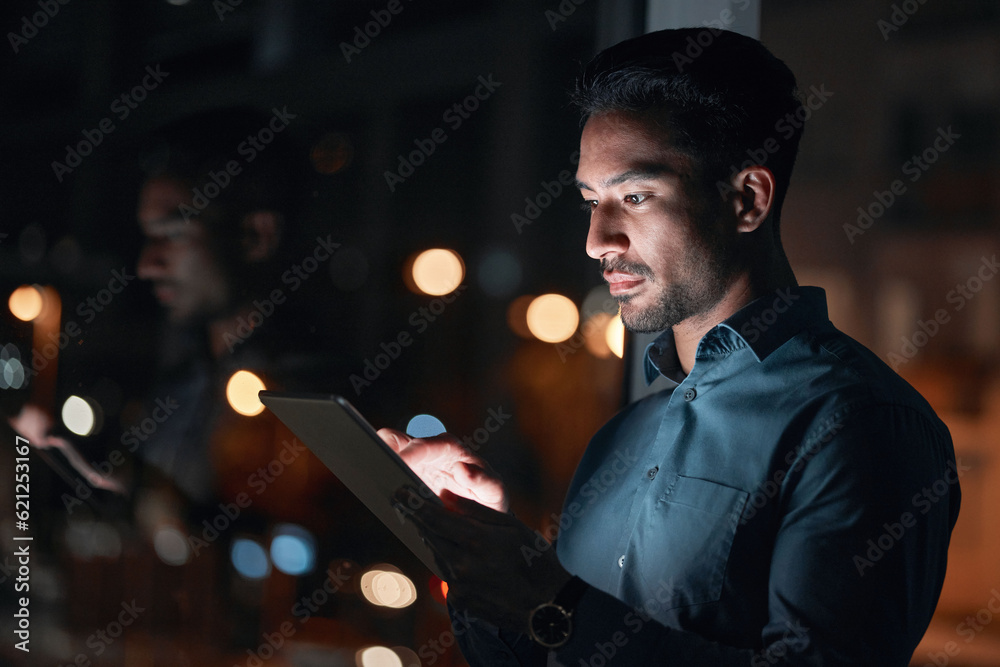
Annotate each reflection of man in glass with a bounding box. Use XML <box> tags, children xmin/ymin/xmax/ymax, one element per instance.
<box><xmin>383</xmin><ymin>29</ymin><xmax>960</xmax><ymax>665</ymax></box>
<box><xmin>132</xmin><ymin>109</ymin><xmax>313</xmax><ymax>510</ymax></box>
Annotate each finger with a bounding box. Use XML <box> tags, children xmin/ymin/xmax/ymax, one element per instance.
<box><xmin>451</xmin><ymin>463</ymin><xmax>508</xmax><ymax>510</ymax></box>
<box><xmin>376</xmin><ymin>427</ymin><xmax>411</xmax><ymax>452</ymax></box>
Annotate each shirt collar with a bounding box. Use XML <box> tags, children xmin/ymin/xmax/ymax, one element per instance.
<box><xmin>643</xmin><ymin>286</ymin><xmax>830</xmax><ymax>385</ymax></box>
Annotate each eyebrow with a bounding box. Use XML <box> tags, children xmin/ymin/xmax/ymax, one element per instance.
<box><xmin>575</xmin><ymin>165</ymin><xmax>676</xmax><ymax>191</ymax></box>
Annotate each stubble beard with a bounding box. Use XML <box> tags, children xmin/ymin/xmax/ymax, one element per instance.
<box><xmin>608</xmin><ymin>229</ymin><xmax>738</xmax><ymax>335</ymax></box>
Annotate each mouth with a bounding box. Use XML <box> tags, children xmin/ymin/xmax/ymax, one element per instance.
<box><xmin>604</xmin><ymin>271</ymin><xmax>646</xmax><ymax>296</ymax></box>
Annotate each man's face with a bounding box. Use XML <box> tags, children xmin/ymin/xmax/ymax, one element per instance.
<box><xmin>136</xmin><ymin>176</ymin><xmax>231</xmax><ymax>325</ymax></box>
<box><xmin>576</xmin><ymin>110</ymin><xmax>737</xmax><ymax>333</ymax></box>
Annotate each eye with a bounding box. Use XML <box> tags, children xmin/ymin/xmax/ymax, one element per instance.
<box><xmin>624</xmin><ymin>193</ymin><xmax>648</xmax><ymax>205</ymax></box>
<box><xmin>579</xmin><ymin>199</ymin><xmax>597</xmax><ymax>213</ymax></box>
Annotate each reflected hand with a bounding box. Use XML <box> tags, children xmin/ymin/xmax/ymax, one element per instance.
<box><xmin>377</xmin><ymin>427</ymin><xmax>509</xmax><ymax>513</ymax></box>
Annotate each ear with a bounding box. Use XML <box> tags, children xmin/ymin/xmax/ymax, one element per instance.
<box><xmin>727</xmin><ymin>166</ymin><xmax>775</xmax><ymax>233</ymax></box>
<box><xmin>241</xmin><ymin>210</ymin><xmax>283</xmax><ymax>262</ymax></box>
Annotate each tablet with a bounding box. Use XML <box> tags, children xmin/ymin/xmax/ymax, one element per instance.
<box><xmin>258</xmin><ymin>391</ymin><xmax>444</xmax><ymax>579</ymax></box>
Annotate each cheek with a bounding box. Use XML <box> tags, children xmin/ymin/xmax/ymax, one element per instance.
<box><xmin>174</xmin><ymin>241</ymin><xmax>216</xmax><ymax>274</ymax></box>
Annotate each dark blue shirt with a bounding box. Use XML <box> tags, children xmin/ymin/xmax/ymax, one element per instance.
<box><xmin>457</xmin><ymin>286</ymin><xmax>960</xmax><ymax>666</ymax></box>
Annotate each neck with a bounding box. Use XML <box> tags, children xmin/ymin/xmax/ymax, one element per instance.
<box><xmin>672</xmin><ymin>241</ymin><xmax>796</xmax><ymax>375</ymax></box>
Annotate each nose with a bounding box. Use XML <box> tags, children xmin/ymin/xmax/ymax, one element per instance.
<box><xmin>136</xmin><ymin>238</ymin><xmax>168</xmax><ymax>280</ymax></box>
<box><xmin>585</xmin><ymin>205</ymin><xmax>629</xmax><ymax>260</ymax></box>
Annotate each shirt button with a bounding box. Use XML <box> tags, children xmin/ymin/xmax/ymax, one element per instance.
<box><xmin>683</xmin><ymin>387</ymin><xmax>697</xmax><ymax>401</ymax></box>
<box><xmin>647</xmin><ymin>467</ymin><xmax>658</xmax><ymax>480</ymax></box>
<box><xmin>618</xmin><ymin>555</ymin><xmax>625</xmax><ymax>568</ymax></box>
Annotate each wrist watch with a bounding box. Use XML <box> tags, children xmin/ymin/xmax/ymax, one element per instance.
<box><xmin>527</xmin><ymin>575</ymin><xmax>588</xmax><ymax>649</ymax></box>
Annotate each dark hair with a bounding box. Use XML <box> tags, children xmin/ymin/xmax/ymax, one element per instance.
<box><xmin>572</xmin><ymin>28</ymin><xmax>804</xmax><ymax>226</ymax></box>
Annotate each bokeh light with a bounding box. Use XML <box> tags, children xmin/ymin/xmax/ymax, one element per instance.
<box><xmin>392</xmin><ymin>647</ymin><xmax>420</xmax><ymax>667</ymax></box>
<box><xmin>428</xmin><ymin>575</ymin><xmax>449</xmax><ymax>605</ymax></box>
<box><xmin>506</xmin><ymin>294</ymin><xmax>535</xmax><ymax>339</ymax></box>
<box><xmin>9</xmin><ymin>285</ymin><xmax>44</xmax><ymax>322</ymax></box>
<box><xmin>0</xmin><ymin>344</ymin><xmax>26</xmax><ymax>390</ymax></box>
<box><xmin>311</xmin><ymin>132</ymin><xmax>354</xmax><ymax>175</ymax></box>
<box><xmin>526</xmin><ymin>294</ymin><xmax>579</xmax><ymax>343</ymax></box>
<box><xmin>582</xmin><ymin>283</ymin><xmax>618</xmax><ymax>319</ymax></box>
<box><xmin>405</xmin><ymin>414</ymin><xmax>446</xmax><ymax>438</ymax></box>
<box><xmin>360</xmin><ymin>565</ymin><xmax>417</xmax><ymax>609</ymax></box>
<box><xmin>231</xmin><ymin>538</ymin><xmax>270</xmax><ymax>579</ymax></box>
<box><xmin>61</xmin><ymin>395</ymin><xmax>99</xmax><ymax>436</ymax></box>
<box><xmin>65</xmin><ymin>520</ymin><xmax>122</xmax><ymax>560</ymax></box>
<box><xmin>583</xmin><ymin>312</ymin><xmax>614</xmax><ymax>358</ymax></box>
<box><xmin>226</xmin><ymin>370</ymin><xmax>266</xmax><ymax>416</ymax></box>
<box><xmin>410</xmin><ymin>248</ymin><xmax>464</xmax><ymax>296</ymax></box>
<box><xmin>153</xmin><ymin>527</ymin><xmax>191</xmax><ymax>566</ymax></box>
<box><xmin>270</xmin><ymin>524</ymin><xmax>316</xmax><ymax>576</ymax></box>
<box><xmin>606</xmin><ymin>315</ymin><xmax>625</xmax><ymax>358</ymax></box>
<box><xmin>356</xmin><ymin>646</ymin><xmax>403</xmax><ymax>667</ymax></box>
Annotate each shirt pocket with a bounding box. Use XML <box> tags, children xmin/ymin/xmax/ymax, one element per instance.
<box><xmin>635</xmin><ymin>474</ymin><xmax>748</xmax><ymax>609</ymax></box>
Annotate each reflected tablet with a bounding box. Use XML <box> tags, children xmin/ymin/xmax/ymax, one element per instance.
<box><xmin>258</xmin><ymin>391</ymin><xmax>443</xmax><ymax>578</ymax></box>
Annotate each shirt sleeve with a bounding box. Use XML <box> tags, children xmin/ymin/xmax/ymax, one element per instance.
<box><xmin>542</xmin><ymin>402</ymin><xmax>959</xmax><ymax>666</ymax></box>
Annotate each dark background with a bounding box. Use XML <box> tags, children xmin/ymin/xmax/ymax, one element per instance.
<box><xmin>2</xmin><ymin>0</ymin><xmax>1000</xmax><ymax>665</ymax></box>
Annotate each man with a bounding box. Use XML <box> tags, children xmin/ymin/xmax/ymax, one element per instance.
<box><xmin>133</xmin><ymin>109</ymin><xmax>341</xmax><ymax>511</ymax></box>
<box><xmin>380</xmin><ymin>29</ymin><xmax>960</xmax><ymax>665</ymax></box>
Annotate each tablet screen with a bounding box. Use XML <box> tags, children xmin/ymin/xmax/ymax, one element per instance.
<box><xmin>259</xmin><ymin>391</ymin><xmax>444</xmax><ymax>579</ymax></box>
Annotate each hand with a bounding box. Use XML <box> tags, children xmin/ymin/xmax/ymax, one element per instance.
<box><xmin>377</xmin><ymin>428</ymin><xmax>509</xmax><ymax>513</ymax></box>
<box><xmin>396</xmin><ymin>487</ymin><xmax>572</xmax><ymax>633</ymax></box>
